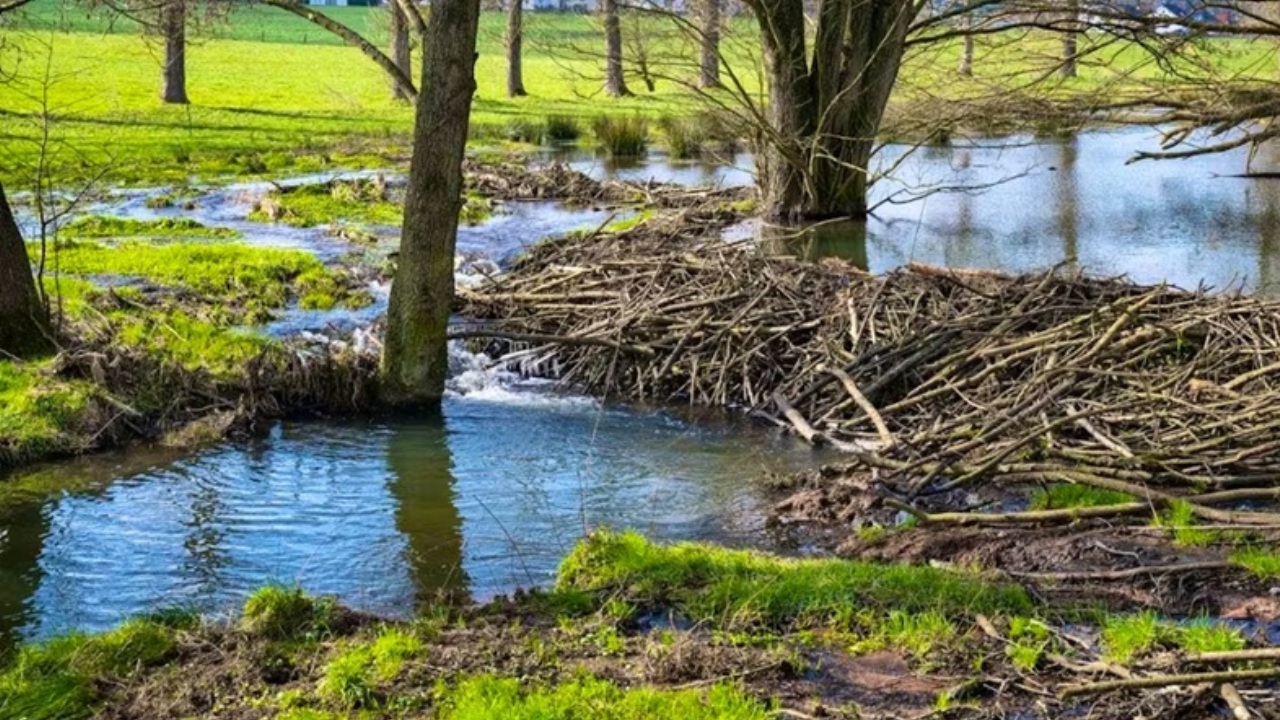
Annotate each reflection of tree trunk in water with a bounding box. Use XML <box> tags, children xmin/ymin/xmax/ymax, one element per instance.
<box><xmin>946</xmin><ymin>153</ymin><xmax>976</xmax><ymax>268</ymax></box>
<box><xmin>758</xmin><ymin>221</ymin><xmax>868</xmax><ymax>268</ymax></box>
<box><xmin>1253</xmin><ymin>143</ymin><xmax>1280</xmax><ymax>293</ymax></box>
<box><xmin>386</xmin><ymin>417</ymin><xmax>469</xmax><ymax>604</ymax></box>
<box><xmin>1054</xmin><ymin>137</ymin><xmax>1080</xmax><ymax>268</ymax></box>
<box><xmin>0</xmin><ymin>503</ymin><xmax>49</xmax><ymax>654</ymax></box>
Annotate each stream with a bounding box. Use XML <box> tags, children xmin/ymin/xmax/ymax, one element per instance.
<box><xmin>4</xmin><ymin>125</ymin><xmax>1280</xmax><ymax>655</ymax></box>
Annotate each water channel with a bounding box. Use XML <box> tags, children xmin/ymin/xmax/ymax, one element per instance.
<box><xmin>4</xmin><ymin>125</ymin><xmax>1280</xmax><ymax>656</ymax></box>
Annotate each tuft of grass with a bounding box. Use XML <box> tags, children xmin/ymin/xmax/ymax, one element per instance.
<box><xmin>544</xmin><ymin>115</ymin><xmax>583</xmax><ymax>143</ymax></box>
<box><xmin>242</xmin><ymin>586</ymin><xmax>335</xmax><ymax>641</ymax></box>
<box><xmin>1231</xmin><ymin>547</ymin><xmax>1280</xmax><ymax>579</ymax></box>
<box><xmin>61</xmin><ymin>216</ymin><xmax>239</xmax><ymax>239</ymax></box>
<box><xmin>0</xmin><ymin>620</ymin><xmax>175</xmax><ymax>720</ymax></box>
<box><xmin>557</xmin><ymin>531</ymin><xmax>1032</xmax><ymax>630</ymax></box>
<box><xmin>1029</xmin><ymin>483</ymin><xmax>1134</xmax><ymax>510</ymax></box>
<box><xmin>657</xmin><ymin>115</ymin><xmax>709</xmax><ymax>159</ymax></box>
<box><xmin>1005</xmin><ymin>616</ymin><xmax>1051</xmax><ymax>671</ymax></box>
<box><xmin>1101</xmin><ymin>611</ymin><xmax>1169</xmax><ymax>664</ymax></box>
<box><xmin>1178</xmin><ymin>619</ymin><xmax>1246</xmax><ymax>654</ymax></box>
<box><xmin>1156</xmin><ymin>500</ymin><xmax>1219</xmax><ymax>547</ymax></box>
<box><xmin>435</xmin><ymin>674</ymin><xmax>770</xmax><ymax>720</ymax></box>
<box><xmin>850</xmin><ymin>611</ymin><xmax>956</xmax><ymax>660</ymax></box>
<box><xmin>504</xmin><ymin>118</ymin><xmax>545</xmax><ymax>144</ymax></box>
<box><xmin>319</xmin><ymin>627</ymin><xmax>424</xmax><ymax>708</ymax></box>
<box><xmin>592</xmin><ymin>116</ymin><xmax>649</xmax><ymax>158</ymax></box>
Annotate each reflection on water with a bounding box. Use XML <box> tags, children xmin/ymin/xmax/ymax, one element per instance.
<box><xmin>0</xmin><ymin>394</ymin><xmax>818</xmax><ymax>655</ymax></box>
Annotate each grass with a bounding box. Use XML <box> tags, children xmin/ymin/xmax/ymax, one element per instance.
<box><xmin>0</xmin><ymin>619</ymin><xmax>175</xmax><ymax>720</ymax></box>
<box><xmin>60</xmin><ymin>216</ymin><xmax>240</xmax><ymax>239</ymax></box>
<box><xmin>0</xmin><ymin>359</ymin><xmax>97</xmax><ymax>465</ymax></box>
<box><xmin>1156</xmin><ymin>500</ymin><xmax>1220</xmax><ymax>547</ymax></box>
<box><xmin>1101</xmin><ymin>612</ymin><xmax>1247</xmax><ymax>664</ymax></box>
<box><xmin>657</xmin><ymin>115</ymin><xmax>709</xmax><ymax>159</ymax></box>
<box><xmin>545</xmin><ymin>115</ymin><xmax>583</xmax><ymax>143</ymax></box>
<box><xmin>556</xmin><ymin>531</ymin><xmax>1033</xmax><ymax>630</ymax></box>
<box><xmin>1230</xmin><ymin>547</ymin><xmax>1280</xmax><ymax>579</ymax></box>
<box><xmin>249</xmin><ymin>178</ymin><xmax>402</xmax><ymax>228</ymax></box>
<box><xmin>1005</xmin><ymin>616</ymin><xmax>1051</xmax><ymax>671</ymax></box>
<box><xmin>242</xmin><ymin>586</ymin><xmax>336</xmax><ymax>641</ymax></box>
<box><xmin>320</xmin><ymin>627</ymin><xmax>424</xmax><ymax>708</ymax></box>
<box><xmin>593</xmin><ymin>116</ymin><xmax>650</xmax><ymax>158</ymax></box>
<box><xmin>435</xmin><ymin>675</ymin><xmax>771</xmax><ymax>720</ymax></box>
<box><xmin>848</xmin><ymin>610</ymin><xmax>956</xmax><ymax>660</ymax></box>
<box><xmin>1029</xmin><ymin>483</ymin><xmax>1134</xmax><ymax>510</ymax></box>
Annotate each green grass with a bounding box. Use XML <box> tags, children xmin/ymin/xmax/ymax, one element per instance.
<box><xmin>848</xmin><ymin>610</ymin><xmax>956</xmax><ymax>660</ymax></box>
<box><xmin>242</xmin><ymin>586</ymin><xmax>336</xmax><ymax>641</ymax></box>
<box><xmin>320</xmin><ymin>627</ymin><xmax>425</xmax><ymax>708</ymax></box>
<box><xmin>61</xmin><ymin>216</ymin><xmax>240</xmax><ymax>239</ymax></box>
<box><xmin>436</xmin><ymin>675</ymin><xmax>771</xmax><ymax>720</ymax></box>
<box><xmin>593</xmin><ymin>116</ymin><xmax>649</xmax><ymax>158</ymax></box>
<box><xmin>556</xmin><ymin>531</ymin><xmax>1033</xmax><ymax>630</ymax></box>
<box><xmin>1156</xmin><ymin>500</ymin><xmax>1220</xmax><ymax>547</ymax></box>
<box><xmin>1101</xmin><ymin>612</ymin><xmax>1247</xmax><ymax>664</ymax></box>
<box><xmin>1029</xmin><ymin>483</ymin><xmax>1134</xmax><ymax>510</ymax></box>
<box><xmin>1230</xmin><ymin>547</ymin><xmax>1280</xmax><ymax>579</ymax></box>
<box><xmin>0</xmin><ymin>359</ymin><xmax>97</xmax><ymax>465</ymax></box>
<box><xmin>0</xmin><ymin>619</ymin><xmax>175</xmax><ymax>720</ymax></box>
<box><xmin>1178</xmin><ymin>619</ymin><xmax>1246</xmax><ymax>654</ymax></box>
<box><xmin>249</xmin><ymin>179</ymin><xmax>403</xmax><ymax>228</ymax></box>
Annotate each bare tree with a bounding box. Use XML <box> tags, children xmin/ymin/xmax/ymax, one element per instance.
<box><xmin>389</xmin><ymin>0</ymin><xmax>413</xmax><ymax>101</ymax></box>
<box><xmin>603</xmin><ymin>0</ymin><xmax>630</xmax><ymax>96</ymax></box>
<box><xmin>698</xmin><ymin>0</ymin><xmax>721</xmax><ymax>88</ymax></box>
<box><xmin>381</xmin><ymin>0</ymin><xmax>481</xmax><ymax>405</ymax></box>
<box><xmin>506</xmin><ymin>0</ymin><xmax>527</xmax><ymax>97</ymax></box>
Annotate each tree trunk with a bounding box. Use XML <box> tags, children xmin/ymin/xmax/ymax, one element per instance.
<box><xmin>390</xmin><ymin>1</ymin><xmax>413</xmax><ymax>101</ymax></box>
<box><xmin>958</xmin><ymin>13</ymin><xmax>974</xmax><ymax>76</ymax></box>
<box><xmin>602</xmin><ymin>0</ymin><xmax>630</xmax><ymax>97</ymax></box>
<box><xmin>380</xmin><ymin>0</ymin><xmax>481</xmax><ymax>407</ymax></box>
<box><xmin>0</xmin><ymin>182</ymin><xmax>52</xmax><ymax>358</ymax></box>
<box><xmin>751</xmin><ymin>0</ymin><xmax>915</xmax><ymax>220</ymax></box>
<box><xmin>160</xmin><ymin>0</ymin><xmax>189</xmax><ymax>104</ymax></box>
<box><xmin>698</xmin><ymin>0</ymin><xmax>721</xmax><ymax>89</ymax></box>
<box><xmin>506</xmin><ymin>0</ymin><xmax>527</xmax><ymax>97</ymax></box>
<box><xmin>1061</xmin><ymin>0</ymin><xmax>1079</xmax><ymax>78</ymax></box>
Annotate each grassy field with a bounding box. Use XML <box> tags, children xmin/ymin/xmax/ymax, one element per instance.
<box><xmin>1</xmin><ymin>0</ymin><xmax>1277</xmax><ymax>187</ymax></box>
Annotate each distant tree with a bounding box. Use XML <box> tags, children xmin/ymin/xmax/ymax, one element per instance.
<box><xmin>381</xmin><ymin>0</ymin><xmax>481</xmax><ymax>405</ymax></box>
<box><xmin>602</xmin><ymin>0</ymin><xmax>630</xmax><ymax>96</ymax></box>
<box><xmin>159</xmin><ymin>0</ymin><xmax>188</xmax><ymax>103</ymax></box>
<box><xmin>506</xmin><ymin>0</ymin><xmax>527</xmax><ymax>97</ymax></box>
<box><xmin>698</xmin><ymin>0</ymin><xmax>720</xmax><ymax>88</ymax></box>
<box><xmin>389</xmin><ymin>0</ymin><xmax>413</xmax><ymax>100</ymax></box>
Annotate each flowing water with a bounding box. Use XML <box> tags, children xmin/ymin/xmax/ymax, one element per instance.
<box><xmin>6</xmin><ymin>127</ymin><xmax>1280</xmax><ymax>655</ymax></box>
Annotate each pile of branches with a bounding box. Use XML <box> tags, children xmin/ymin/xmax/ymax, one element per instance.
<box><xmin>461</xmin><ymin>226</ymin><xmax>1280</xmax><ymax>524</ymax></box>
<box><xmin>464</xmin><ymin>161</ymin><xmax>750</xmax><ymax>209</ymax></box>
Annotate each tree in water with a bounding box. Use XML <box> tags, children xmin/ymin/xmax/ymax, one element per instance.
<box><xmin>1061</xmin><ymin>0</ymin><xmax>1079</xmax><ymax>78</ymax></box>
<box><xmin>389</xmin><ymin>0</ymin><xmax>413</xmax><ymax>101</ymax></box>
<box><xmin>747</xmin><ymin>0</ymin><xmax>917</xmax><ymax>220</ymax></box>
<box><xmin>159</xmin><ymin>0</ymin><xmax>188</xmax><ymax>103</ymax></box>
<box><xmin>0</xmin><ymin>181</ymin><xmax>52</xmax><ymax>358</ymax></box>
<box><xmin>602</xmin><ymin>0</ymin><xmax>629</xmax><ymax>96</ymax></box>
<box><xmin>698</xmin><ymin>0</ymin><xmax>720</xmax><ymax>89</ymax></box>
<box><xmin>506</xmin><ymin>0</ymin><xmax>526</xmax><ymax>97</ymax></box>
<box><xmin>381</xmin><ymin>0</ymin><xmax>481</xmax><ymax>406</ymax></box>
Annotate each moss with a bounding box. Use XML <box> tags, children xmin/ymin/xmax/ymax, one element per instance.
<box><xmin>319</xmin><ymin>627</ymin><xmax>425</xmax><ymax>708</ymax></box>
<box><xmin>1101</xmin><ymin>611</ymin><xmax>1170</xmax><ymax>664</ymax></box>
<box><xmin>0</xmin><ymin>620</ymin><xmax>175</xmax><ymax>720</ymax></box>
<box><xmin>1155</xmin><ymin>500</ymin><xmax>1219</xmax><ymax>547</ymax></box>
<box><xmin>1231</xmin><ymin>547</ymin><xmax>1280</xmax><ymax>579</ymax></box>
<box><xmin>113</xmin><ymin>310</ymin><xmax>275</xmax><ymax>378</ymax></box>
<box><xmin>242</xmin><ymin>586</ymin><xmax>335</xmax><ymax>641</ymax></box>
<box><xmin>459</xmin><ymin>193</ymin><xmax>494</xmax><ymax>226</ymax></box>
<box><xmin>435</xmin><ymin>675</ymin><xmax>770</xmax><ymax>720</ymax></box>
<box><xmin>604</xmin><ymin>211</ymin><xmax>652</xmax><ymax>234</ymax></box>
<box><xmin>1029</xmin><ymin>484</ymin><xmax>1134</xmax><ymax>510</ymax></box>
<box><xmin>61</xmin><ymin>216</ymin><xmax>240</xmax><ymax>239</ymax></box>
<box><xmin>0</xmin><ymin>360</ymin><xmax>99</xmax><ymax>466</ymax></box>
<box><xmin>556</xmin><ymin>531</ymin><xmax>1033</xmax><ymax>630</ymax></box>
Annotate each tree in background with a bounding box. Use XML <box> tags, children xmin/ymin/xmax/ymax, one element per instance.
<box><xmin>389</xmin><ymin>0</ymin><xmax>413</xmax><ymax>100</ymax></box>
<box><xmin>381</xmin><ymin>0</ymin><xmax>482</xmax><ymax>405</ymax></box>
<box><xmin>602</xmin><ymin>0</ymin><xmax>630</xmax><ymax>96</ymax></box>
<box><xmin>698</xmin><ymin>0</ymin><xmax>720</xmax><ymax>88</ymax></box>
<box><xmin>506</xmin><ymin>0</ymin><xmax>527</xmax><ymax>96</ymax></box>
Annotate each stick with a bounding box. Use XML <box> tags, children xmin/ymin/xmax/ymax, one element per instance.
<box><xmin>773</xmin><ymin>392</ymin><xmax>824</xmax><ymax>445</ymax></box>
<box><xmin>1007</xmin><ymin>561</ymin><xmax>1231</xmax><ymax>582</ymax></box>
<box><xmin>826</xmin><ymin>366</ymin><xmax>895</xmax><ymax>449</ymax></box>
<box><xmin>1060</xmin><ymin>666</ymin><xmax>1280</xmax><ymax>698</ymax></box>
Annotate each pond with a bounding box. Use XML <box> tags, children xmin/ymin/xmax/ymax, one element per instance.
<box><xmin>5</xmin><ymin>126</ymin><xmax>1280</xmax><ymax>655</ymax></box>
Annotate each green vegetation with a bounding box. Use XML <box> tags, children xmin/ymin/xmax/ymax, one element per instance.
<box><xmin>0</xmin><ymin>619</ymin><xmax>175</xmax><ymax>720</ymax></box>
<box><xmin>657</xmin><ymin>115</ymin><xmax>709</xmax><ymax>159</ymax></box>
<box><xmin>557</xmin><ymin>531</ymin><xmax>1033</xmax><ymax>629</ymax></box>
<box><xmin>1101</xmin><ymin>612</ymin><xmax>1246</xmax><ymax>664</ymax></box>
<box><xmin>320</xmin><ymin>627</ymin><xmax>424</xmax><ymax>708</ymax></box>
<box><xmin>1005</xmin><ymin>616</ymin><xmax>1051</xmax><ymax>671</ymax></box>
<box><xmin>242</xmin><ymin>586</ymin><xmax>336</xmax><ymax>641</ymax></box>
<box><xmin>848</xmin><ymin>610</ymin><xmax>956</xmax><ymax>660</ymax></box>
<box><xmin>1179</xmin><ymin>619</ymin><xmax>1247</xmax><ymax>654</ymax></box>
<box><xmin>0</xmin><ymin>360</ymin><xmax>98</xmax><ymax>465</ymax></box>
<box><xmin>1156</xmin><ymin>500</ymin><xmax>1219</xmax><ymax>547</ymax></box>
<box><xmin>1029</xmin><ymin>483</ymin><xmax>1134</xmax><ymax>510</ymax></box>
<box><xmin>436</xmin><ymin>675</ymin><xmax>770</xmax><ymax>720</ymax></box>
<box><xmin>1230</xmin><ymin>547</ymin><xmax>1280</xmax><ymax>579</ymax></box>
<box><xmin>593</xmin><ymin>116</ymin><xmax>650</xmax><ymax>158</ymax></box>
<box><xmin>250</xmin><ymin>179</ymin><xmax>402</xmax><ymax>228</ymax></box>
<box><xmin>61</xmin><ymin>216</ymin><xmax>239</xmax><ymax>239</ymax></box>
<box><xmin>545</xmin><ymin>115</ymin><xmax>584</xmax><ymax>143</ymax></box>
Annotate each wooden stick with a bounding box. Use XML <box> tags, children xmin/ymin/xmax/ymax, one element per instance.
<box><xmin>1060</xmin><ymin>666</ymin><xmax>1280</xmax><ymax>698</ymax></box>
<box><xmin>773</xmin><ymin>392</ymin><xmax>824</xmax><ymax>446</ymax></box>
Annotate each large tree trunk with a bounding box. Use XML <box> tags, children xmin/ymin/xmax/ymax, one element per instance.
<box><xmin>390</xmin><ymin>1</ymin><xmax>413</xmax><ymax>100</ymax></box>
<box><xmin>505</xmin><ymin>0</ymin><xmax>527</xmax><ymax>97</ymax></box>
<box><xmin>380</xmin><ymin>0</ymin><xmax>481</xmax><ymax>407</ymax></box>
<box><xmin>751</xmin><ymin>0</ymin><xmax>915</xmax><ymax>220</ymax></box>
<box><xmin>698</xmin><ymin>0</ymin><xmax>721</xmax><ymax>89</ymax></box>
<box><xmin>1061</xmin><ymin>0</ymin><xmax>1079</xmax><ymax>78</ymax></box>
<box><xmin>0</xmin><ymin>182</ymin><xmax>52</xmax><ymax>358</ymax></box>
<box><xmin>160</xmin><ymin>0</ymin><xmax>189</xmax><ymax>104</ymax></box>
<box><xmin>602</xmin><ymin>0</ymin><xmax>630</xmax><ymax>97</ymax></box>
